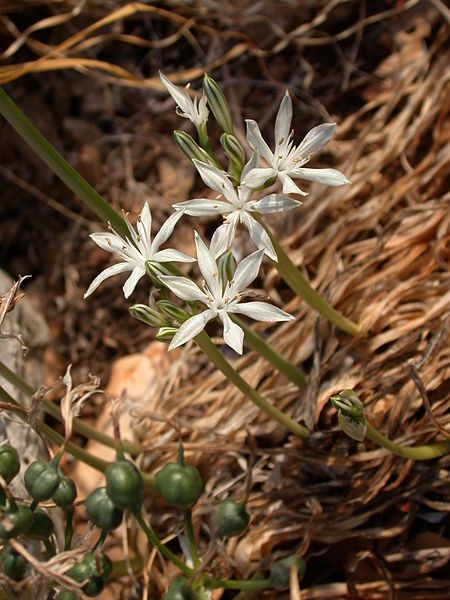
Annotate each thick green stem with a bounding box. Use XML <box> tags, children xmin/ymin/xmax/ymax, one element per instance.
<box><xmin>0</xmin><ymin>87</ymin><xmax>128</xmax><ymax>238</ymax></box>
<box><xmin>258</xmin><ymin>218</ymin><xmax>360</xmax><ymax>336</ymax></box>
<box><xmin>183</xmin><ymin>510</ymin><xmax>200</xmax><ymax>568</ymax></box>
<box><xmin>204</xmin><ymin>577</ymin><xmax>272</xmax><ymax>591</ymax></box>
<box><xmin>134</xmin><ymin>511</ymin><xmax>193</xmax><ymax>576</ymax></box>
<box><xmin>366</xmin><ymin>422</ymin><xmax>450</xmax><ymax>460</ymax></box>
<box><xmin>231</xmin><ymin>316</ymin><xmax>307</xmax><ymax>389</ymax></box>
<box><xmin>194</xmin><ymin>331</ymin><xmax>309</xmax><ymax>439</ymax></box>
<box><xmin>0</xmin><ymin>360</ymin><xmax>140</xmax><ymax>455</ymax></box>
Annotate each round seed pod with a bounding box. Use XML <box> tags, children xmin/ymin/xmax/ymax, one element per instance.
<box><xmin>24</xmin><ymin>460</ymin><xmax>60</xmax><ymax>502</ymax></box>
<box><xmin>66</xmin><ymin>551</ymin><xmax>112</xmax><ymax>598</ymax></box>
<box><xmin>270</xmin><ymin>555</ymin><xmax>306</xmax><ymax>590</ymax></box>
<box><xmin>52</xmin><ymin>477</ymin><xmax>77</xmax><ymax>509</ymax></box>
<box><xmin>213</xmin><ymin>499</ymin><xmax>249</xmax><ymax>538</ymax></box>
<box><xmin>0</xmin><ymin>444</ymin><xmax>20</xmax><ymax>484</ymax></box>
<box><xmin>105</xmin><ymin>459</ymin><xmax>144</xmax><ymax>511</ymax></box>
<box><xmin>28</xmin><ymin>508</ymin><xmax>54</xmax><ymax>539</ymax></box>
<box><xmin>162</xmin><ymin>577</ymin><xmax>198</xmax><ymax>600</ymax></box>
<box><xmin>0</xmin><ymin>503</ymin><xmax>33</xmax><ymax>541</ymax></box>
<box><xmin>155</xmin><ymin>463</ymin><xmax>203</xmax><ymax>510</ymax></box>
<box><xmin>85</xmin><ymin>487</ymin><xmax>123</xmax><ymax>531</ymax></box>
<box><xmin>0</xmin><ymin>544</ymin><xmax>26</xmax><ymax>581</ymax></box>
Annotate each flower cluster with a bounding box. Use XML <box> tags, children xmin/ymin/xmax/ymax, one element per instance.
<box><xmin>85</xmin><ymin>73</ymin><xmax>350</xmax><ymax>353</ymax></box>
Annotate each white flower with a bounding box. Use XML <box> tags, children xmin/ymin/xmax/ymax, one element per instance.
<box><xmin>160</xmin><ymin>72</ymin><xmax>209</xmax><ymax>127</ymax></box>
<box><xmin>160</xmin><ymin>233</ymin><xmax>294</xmax><ymax>354</ymax></box>
<box><xmin>243</xmin><ymin>91</ymin><xmax>350</xmax><ymax>196</ymax></box>
<box><xmin>84</xmin><ymin>204</ymin><xmax>194</xmax><ymax>299</ymax></box>
<box><xmin>173</xmin><ymin>159</ymin><xmax>301</xmax><ymax>261</ymax></box>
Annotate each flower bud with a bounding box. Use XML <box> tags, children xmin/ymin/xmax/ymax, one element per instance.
<box><xmin>156</xmin><ymin>300</ymin><xmax>189</xmax><ymax>323</ymax></box>
<box><xmin>220</xmin><ymin>133</ymin><xmax>245</xmax><ymax>178</ymax></box>
<box><xmin>156</xmin><ymin>326</ymin><xmax>178</xmax><ymax>342</ymax></box>
<box><xmin>203</xmin><ymin>74</ymin><xmax>234</xmax><ymax>134</ymax></box>
<box><xmin>218</xmin><ymin>251</ymin><xmax>237</xmax><ymax>284</ymax></box>
<box><xmin>331</xmin><ymin>389</ymin><xmax>367</xmax><ymax>442</ymax></box>
<box><xmin>0</xmin><ymin>444</ymin><xmax>20</xmax><ymax>484</ymax></box>
<box><xmin>270</xmin><ymin>555</ymin><xmax>306</xmax><ymax>590</ymax></box>
<box><xmin>173</xmin><ymin>130</ymin><xmax>216</xmax><ymax>166</ymax></box>
<box><xmin>129</xmin><ymin>304</ymin><xmax>167</xmax><ymax>328</ymax></box>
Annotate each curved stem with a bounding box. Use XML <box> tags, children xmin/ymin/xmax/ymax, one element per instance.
<box><xmin>183</xmin><ymin>509</ymin><xmax>200</xmax><ymax>568</ymax></box>
<box><xmin>134</xmin><ymin>511</ymin><xmax>193</xmax><ymax>576</ymax></box>
<box><xmin>257</xmin><ymin>217</ymin><xmax>360</xmax><ymax>337</ymax></box>
<box><xmin>204</xmin><ymin>577</ymin><xmax>272</xmax><ymax>591</ymax></box>
<box><xmin>194</xmin><ymin>331</ymin><xmax>309</xmax><ymax>439</ymax></box>
<box><xmin>365</xmin><ymin>422</ymin><xmax>450</xmax><ymax>460</ymax></box>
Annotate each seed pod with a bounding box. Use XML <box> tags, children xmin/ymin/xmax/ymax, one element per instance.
<box><xmin>52</xmin><ymin>477</ymin><xmax>77</xmax><ymax>508</ymax></box>
<box><xmin>0</xmin><ymin>503</ymin><xmax>33</xmax><ymax>541</ymax></box>
<box><xmin>24</xmin><ymin>460</ymin><xmax>60</xmax><ymax>502</ymax></box>
<box><xmin>105</xmin><ymin>458</ymin><xmax>144</xmax><ymax>511</ymax></box>
<box><xmin>155</xmin><ymin>462</ymin><xmax>203</xmax><ymax>510</ymax></box>
<box><xmin>0</xmin><ymin>444</ymin><xmax>20</xmax><ymax>484</ymax></box>
<box><xmin>67</xmin><ymin>551</ymin><xmax>112</xmax><ymax>598</ymax></box>
<box><xmin>28</xmin><ymin>508</ymin><xmax>54</xmax><ymax>539</ymax></box>
<box><xmin>0</xmin><ymin>544</ymin><xmax>26</xmax><ymax>581</ymax></box>
<box><xmin>213</xmin><ymin>499</ymin><xmax>249</xmax><ymax>538</ymax></box>
<box><xmin>85</xmin><ymin>487</ymin><xmax>123</xmax><ymax>531</ymax></box>
<box><xmin>270</xmin><ymin>555</ymin><xmax>306</xmax><ymax>590</ymax></box>
<box><xmin>162</xmin><ymin>576</ymin><xmax>198</xmax><ymax>600</ymax></box>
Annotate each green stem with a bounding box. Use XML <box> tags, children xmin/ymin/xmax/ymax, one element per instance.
<box><xmin>0</xmin><ymin>87</ymin><xmax>128</xmax><ymax>238</ymax></box>
<box><xmin>365</xmin><ymin>422</ymin><xmax>450</xmax><ymax>460</ymax></box>
<box><xmin>204</xmin><ymin>577</ymin><xmax>272</xmax><ymax>591</ymax></box>
<box><xmin>134</xmin><ymin>511</ymin><xmax>193</xmax><ymax>576</ymax></box>
<box><xmin>231</xmin><ymin>316</ymin><xmax>307</xmax><ymax>389</ymax></box>
<box><xmin>0</xmin><ymin>360</ymin><xmax>140</xmax><ymax>455</ymax></box>
<box><xmin>183</xmin><ymin>510</ymin><xmax>200</xmax><ymax>568</ymax></box>
<box><xmin>194</xmin><ymin>331</ymin><xmax>309</xmax><ymax>439</ymax></box>
<box><xmin>64</xmin><ymin>507</ymin><xmax>74</xmax><ymax>551</ymax></box>
<box><xmin>43</xmin><ymin>538</ymin><xmax>56</xmax><ymax>559</ymax></box>
<box><xmin>258</xmin><ymin>218</ymin><xmax>360</xmax><ymax>337</ymax></box>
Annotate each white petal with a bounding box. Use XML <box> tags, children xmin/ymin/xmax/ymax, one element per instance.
<box><xmin>296</xmin><ymin>123</ymin><xmax>336</xmax><ymax>157</ymax></box>
<box><xmin>123</xmin><ymin>266</ymin><xmax>145</xmax><ymax>298</ymax></box>
<box><xmin>168</xmin><ymin>309</ymin><xmax>216</xmax><ymax>350</ymax></box>
<box><xmin>84</xmin><ymin>262</ymin><xmax>132</xmax><ymax>298</ymax></box>
<box><xmin>241</xmin><ymin>213</ymin><xmax>277</xmax><ymax>261</ymax></box>
<box><xmin>194</xmin><ymin>232</ymin><xmax>222</xmax><ymax>299</ymax></box>
<box><xmin>232</xmin><ymin>301</ymin><xmax>294</xmax><ymax>322</ymax></box>
<box><xmin>192</xmin><ymin>161</ymin><xmax>237</xmax><ymax>203</ymax></box>
<box><xmin>245</xmin><ymin>120</ymin><xmax>274</xmax><ymax>164</ymax></box>
<box><xmin>151</xmin><ymin>210</ymin><xmax>184</xmax><ymax>254</ymax></box>
<box><xmin>280</xmin><ymin>173</ymin><xmax>307</xmax><ymax>196</ymax></box>
<box><xmin>152</xmin><ymin>248</ymin><xmax>195</xmax><ymax>263</ymax></box>
<box><xmin>231</xmin><ymin>249</ymin><xmax>264</xmax><ymax>292</ymax></box>
<box><xmin>249</xmin><ymin>194</ymin><xmax>302</xmax><ymax>214</ymax></box>
<box><xmin>241</xmin><ymin>151</ymin><xmax>259</xmax><ymax>180</ymax></box>
<box><xmin>274</xmin><ymin>91</ymin><xmax>292</xmax><ymax>145</ymax></box>
<box><xmin>89</xmin><ymin>232</ymin><xmax>127</xmax><ymax>254</ymax></box>
<box><xmin>242</xmin><ymin>167</ymin><xmax>276</xmax><ymax>189</ymax></box>
<box><xmin>173</xmin><ymin>199</ymin><xmax>232</xmax><ymax>217</ymax></box>
<box><xmin>136</xmin><ymin>202</ymin><xmax>152</xmax><ymax>249</ymax></box>
<box><xmin>160</xmin><ymin>72</ymin><xmax>196</xmax><ymax>121</ymax></box>
<box><xmin>210</xmin><ymin>218</ymin><xmax>237</xmax><ymax>259</ymax></box>
<box><xmin>219</xmin><ymin>312</ymin><xmax>244</xmax><ymax>354</ymax></box>
<box><xmin>292</xmin><ymin>167</ymin><xmax>350</xmax><ymax>186</ymax></box>
<box><xmin>159</xmin><ymin>275</ymin><xmax>208</xmax><ymax>302</ymax></box>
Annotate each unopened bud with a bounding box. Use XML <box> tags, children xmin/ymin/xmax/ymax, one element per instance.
<box><xmin>156</xmin><ymin>300</ymin><xmax>189</xmax><ymax>323</ymax></box>
<box><xmin>331</xmin><ymin>390</ymin><xmax>367</xmax><ymax>442</ymax></box>
<box><xmin>203</xmin><ymin>74</ymin><xmax>234</xmax><ymax>134</ymax></box>
<box><xmin>173</xmin><ymin>131</ymin><xmax>216</xmax><ymax>166</ymax></box>
<box><xmin>156</xmin><ymin>326</ymin><xmax>178</xmax><ymax>342</ymax></box>
<box><xmin>220</xmin><ymin>133</ymin><xmax>245</xmax><ymax>178</ymax></box>
<box><xmin>129</xmin><ymin>304</ymin><xmax>167</xmax><ymax>328</ymax></box>
<box><xmin>218</xmin><ymin>251</ymin><xmax>237</xmax><ymax>284</ymax></box>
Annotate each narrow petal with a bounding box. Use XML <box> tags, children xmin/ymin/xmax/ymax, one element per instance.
<box><xmin>231</xmin><ymin>249</ymin><xmax>264</xmax><ymax>292</ymax></box>
<box><xmin>249</xmin><ymin>194</ymin><xmax>302</xmax><ymax>214</ymax></box>
<box><xmin>241</xmin><ymin>213</ymin><xmax>277</xmax><ymax>261</ymax></box>
<box><xmin>296</xmin><ymin>123</ymin><xmax>336</xmax><ymax>157</ymax></box>
<box><xmin>194</xmin><ymin>232</ymin><xmax>222</xmax><ymax>299</ymax></box>
<box><xmin>89</xmin><ymin>232</ymin><xmax>127</xmax><ymax>254</ymax></box>
<box><xmin>192</xmin><ymin>161</ymin><xmax>237</xmax><ymax>202</ymax></box>
<box><xmin>245</xmin><ymin>119</ymin><xmax>274</xmax><ymax>164</ymax></box>
<box><xmin>291</xmin><ymin>167</ymin><xmax>350</xmax><ymax>186</ymax></box>
<box><xmin>159</xmin><ymin>275</ymin><xmax>208</xmax><ymax>302</ymax></box>
<box><xmin>219</xmin><ymin>312</ymin><xmax>244</xmax><ymax>354</ymax></box>
<box><xmin>160</xmin><ymin>72</ymin><xmax>195</xmax><ymax>119</ymax></box>
<box><xmin>152</xmin><ymin>248</ymin><xmax>195</xmax><ymax>263</ymax></box>
<box><xmin>173</xmin><ymin>199</ymin><xmax>232</xmax><ymax>217</ymax></box>
<box><xmin>242</xmin><ymin>167</ymin><xmax>277</xmax><ymax>189</ymax></box>
<box><xmin>123</xmin><ymin>266</ymin><xmax>145</xmax><ymax>298</ymax></box>
<box><xmin>151</xmin><ymin>210</ymin><xmax>184</xmax><ymax>254</ymax></box>
<box><xmin>241</xmin><ymin>150</ymin><xmax>259</xmax><ymax>181</ymax></box>
<box><xmin>280</xmin><ymin>173</ymin><xmax>307</xmax><ymax>196</ymax></box>
<box><xmin>232</xmin><ymin>301</ymin><xmax>294</xmax><ymax>322</ymax></box>
<box><xmin>210</xmin><ymin>218</ymin><xmax>237</xmax><ymax>259</ymax></box>
<box><xmin>84</xmin><ymin>262</ymin><xmax>132</xmax><ymax>298</ymax></box>
<box><xmin>136</xmin><ymin>202</ymin><xmax>152</xmax><ymax>252</ymax></box>
<box><xmin>274</xmin><ymin>91</ymin><xmax>293</xmax><ymax>145</ymax></box>
<box><xmin>168</xmin><ymin>309</ymin><xmax>216</xmax><ymax>350</ymax></box>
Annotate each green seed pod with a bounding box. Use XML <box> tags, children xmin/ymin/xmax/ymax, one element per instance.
<box><xmin>155</xmin><ymin>462</ymin><xmax>203</xmax><ymax>510</ymax></box>
<box><xmin>52</xmin><ymin>477</ymin><xmax>77</xmax><ymax>508</ymax></box>
<box><xmin>67</xmin><ymin>551</ymin><xmax>112</xmax><ymax>598</ymax></box>
<box><xmin>105</xmin><ymin>458</ymin><xmax>144</xmax><ymax>511</ymax></box>
<box><xmin>213</xmin><ymin>499</ymin><xmax>249</xmax><ymax>538</ymax></box>
<box><xmin>173</xmin><ymin>130</ymin><xmax>216</xmax><ymax>166</ymax></box>
<box><xmin>85</xmin><ymin>487</ymin><xmax>123</xmax><ymax>531</ymax></box>
<box><xmin>0</xmin><ymin>544</ymin><xmax>26</xmax><ymax>581</ymax></box>
<box><xmin>28</xmin><ymin>508</ymin><xmax>54</xmax><ymax>539</ymax></box>
<box><xmin>162</xmin><ymin>576</ymin><xmax>198</xmax><ymax>600</ymax></box>
<box><xmin>0</xmin><ymin>503</ymin><xmax>33</xmax><ymax>541</ymax></box>
<box><xmin>270</xmin><ymin>555</ymin><xmax>306</xmax><ymax>590</ymax></box>
<box><xmin>203</xmin><ymin>74</ymin><xmax>234</xmax><ymax>134</ymax></box>
<box><xmin>54</xmin><ymin>591</ymin><xmax>78</xmax><ymax>600</ymax></box>
<box><xmin>24</xmin><ymin>460</ymin><xmax>60</xmax><ymax>502</ymax></box>
<box><xmin>0</xmin><ymin>444</ymin><xmax>20</xmax><ymax>484</ymax></box>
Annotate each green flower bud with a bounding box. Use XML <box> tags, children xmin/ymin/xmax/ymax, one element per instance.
<box><xmin>220</xmin><ymin>133</ymin><xmax>245</xmax><ymax>178</ymax></box>
<box><xmin>203</xmin><ymin>74</ymin><xmax>234</xmax><ymax>134</ymax></box>
<box><xmin>105</xmin><ymin>458</ymin><xmax>144</xmax><ymax>511</ymax></box>
<box><xmin>0</xmin><ymin>444</ymin><xmax>20</xmax><ymax>484</ymax></box>
<box><xmin>330</xmin><ymin>389</ymin><xmax>367</xmax><ymax>442</ymax></box>
<box><xmin>217</xmin><ymin>251</ymin><xmax>237</xmax><ymax>281</ymax></box>
<box><xmin>67</xmin><ymin>551</ymin><xmax>112</xmax><ymax>597</ymax></box>
<box><xmin>28</xmin><ymin>508</ymin><xmax>54</xmax><ymax>539</ymax></box>
<box><xmin>52</xmin><ymin>476</ymin><xmax>77</xmax><ymax>508</ymax></box>
<box><xmin>0</xmin><ymin>503</ymin><xmax>33</xmax><ymax>541</ymax></box>
<box><xmin>156</xmin><ymin>326</ymin><xmax>178</xmax><ymax>342</ymax></box>
<box><xmin>155</xmin><ymin>462</ymin><xmax>203</xmax><ymax>510</ymax></box>
<box><xmin>129</xmin><ymin>304</ymin><xmax>167</xmax><ymax>328</ymax></box>
<box><xmin>86</xmin><ymin>487</ymin><xmax>123</xmax><ymax>531</ymax></box>
<box><xmin>156</xmin><ymin>300</ymin><xmax>189</xmax><ymax>323</ymax></box>
<box><xmin>213</xmin><ymin>499</ymin><xmax>249</xmax><ymax>538</ymax></box>
<box><xmin>270</xmin><ymin>555</ymin><xmax>306</xmax><ymax>590</ymax></box>
<box><xmin>1</xmin><ymin>544</ymin><xmax>26</xmax><ymax>581</ymax></box>
<box><xmin>24</xmin><ymin>460</ymin><xmax>60</xmax><ymax>502</ymax></box>
<box><xmin>174</xmin><ymin>130</ymin><xmax>216</xmax><ymax>166</ymax></box>
<box><xmin>162</xmin><ymin>576</ymin><xmax>198</xmax><ymax>600</ymax></box>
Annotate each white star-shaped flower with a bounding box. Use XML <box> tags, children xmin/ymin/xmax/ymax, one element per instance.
<box><xmin>160</xmin><ymin>232</ymin><xmax>294</xmax><ymax>354</ymax></box>
<box><xmin>173</xmin><ymin>159</ymin><xmax>301</xmax><ymax>261</ymax></box>
<box><xmin>160</xmin><ymin>72</ymin><xmax>209</xmax><ymax>128</ymax></box>
<box><xmin>243</xmin><ymin>91</ymin><xmax>350</xmax><ymax>196</ymax></box>
<box><xmin>84</xmin><ymin>203</ymin><xmax>194</xmax><ymax>299</ymax></box>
